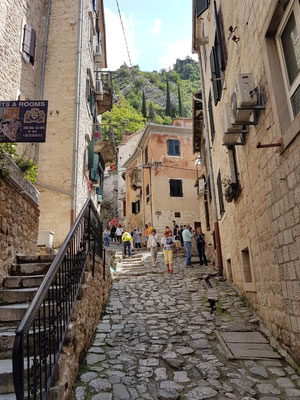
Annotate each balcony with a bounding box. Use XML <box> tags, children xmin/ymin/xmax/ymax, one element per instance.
<box><xmin>95</xmin><ymin>71</ymin><xmax>113</xmax><ymax>114</ymax></box>
<box><xmin>93</xmin><ymin>124</ymin><xmax>116</xmax><ymax>164</ymax></box>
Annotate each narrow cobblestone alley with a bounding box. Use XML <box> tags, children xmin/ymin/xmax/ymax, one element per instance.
<box><xmin>73</xmin><ymin>251</ymin><xmax>300</xmax><ymax>400</ymax></box>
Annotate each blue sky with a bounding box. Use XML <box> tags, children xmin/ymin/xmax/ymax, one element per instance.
<box><xmin>104</xmin><ymin>0</ymin><xmax>196</xmax><ymax>71</ymax></box>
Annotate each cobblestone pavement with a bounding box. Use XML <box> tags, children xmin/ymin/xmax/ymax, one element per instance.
<box><xmin>73</xmin><ymin>250</ymin><xmax>300</xmax><ymax>400</ymax></box>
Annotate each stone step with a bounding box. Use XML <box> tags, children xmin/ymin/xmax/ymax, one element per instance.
<box><xmin>10</xmin><ymin>263</ymin><xmax>52</xmax><ymax>276</ymax></box>
<box><xmin>0</xmin><ymin>303</ymin><xmax>29</xmax><ymax>322</ymax></box>
<box><xmin>0</xmin><ymin>358</ymin><xmax>30</xmax><ymax>394</ymax></box>
<box><xmin>3</xmin><ymin>275</ymin><xmax>44</xmax><ymax>289</ymax></box>
<box><xmin>16</xmin><ymin>254</ymin><xmax>56</xmax><ymax>264</ymax></box>
<box><xmin>0</xmin><ymin>393</ymin><xmax>16</xmax><ymax>400</ymax></box>
<box><xmin>0</xmin><ymin>287</ymin><xmax>39</xmax><ymax>305</ymax></box>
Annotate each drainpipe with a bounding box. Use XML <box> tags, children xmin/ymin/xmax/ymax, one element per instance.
<box><xmin>34</xmin><ymin>0</ymin><xmax>51</xmax><ymax>163</ymax></box>
<box><xmin>137</xmin><ymin>146</ymin><xmax>145</xmax><ymax>234</ymax></box>
<box><xmin>71</xmin><ymin>0</ymin><xmax>83</xmax><ymax>226</ymax></box>
<box><xmin>197</xmin><ymin>52</ymin><xmax>223</xmax><ymax>276</ymax></box>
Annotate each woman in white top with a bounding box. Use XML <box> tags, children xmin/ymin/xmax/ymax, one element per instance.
<box><xmin>147</xmin><ymin>229</ymin><xmax>159</xmax><ymax>267</ymax></box>
<box><xmin>116</xmin><ymin>225</ymin><xmax>123</xmax><ymax>244</ymax></box>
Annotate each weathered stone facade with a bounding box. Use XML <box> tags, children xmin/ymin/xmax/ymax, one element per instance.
<box><xmin>0</xmin><ymin>0</ymin><xmax>112</xmax><ymax>248</ymax></box>
<box><xmin>0</xmin><ymin>176</ymin><xmax>39</xmax><ymax>286</ymax></box>
<box><xmin>193</xmin><ymin>0</ymin><xmax>300</xmax><ymax>363</ymax></box>
<box><xmin>49</xmin><ymin>254</ymin><xmax>111</xmax><ymax>400</ymax></box>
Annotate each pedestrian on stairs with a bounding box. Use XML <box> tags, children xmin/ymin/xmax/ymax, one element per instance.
<box><xmin>196</xmin><ymin>227</ymin><xmax>208</xmax><ymax>266</ymax></box>
<box><xmin>116</xmin><ymin>225</ymin><xmax>123</xmax><ymax>244</ymax></box>
<box><xmin>122</xmin><ymin>228</ymin><xmax>133</xmax><ymax>257</ymax></box>
<box><xmin>104</xmin><ymin>227</ymin><xmax>110</xmax><ymax>247</ymax></box>
<box><xmin>161</xmin><ymin>230</ymin><xmax>175</xmax><ymax>273</ymax></box>
<box><xmin>147</xmin><ymin>228</ymin><xmax>159</xmax><ymax>267</ymax></box>
<box><xmin>134</xmin><ymin>228</ymin><xmax>142</xmax><ymax>250</ymax></box>
<box><xmin>182</xmin><ymin>224</ymin><xmax>194</xmax><ymax>267</ymax></box>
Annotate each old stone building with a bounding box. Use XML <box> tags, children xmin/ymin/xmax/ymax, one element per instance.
<box><xmin>117</xmin><ymin>130</ymin><xmax>143</xmax><ymax>226</ymax></box>
<box><xmin>0</xmin><ymin>0</ymin><xmax>113</xmax><ymax>247</ymax></box>
<box><xmin>193</xmin><ymin>0</ymin><xmax>300</xmax><ymax>362</ymax></box>
<box><xmin>123</xmin><ymin>120</ymin><xmax>203</xmax><ymax>237</ymax></box>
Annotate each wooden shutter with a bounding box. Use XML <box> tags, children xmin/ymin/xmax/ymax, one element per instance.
<box><xmin>214</xmin><ymin>0</ymin><xmax>225</xmax><ymax>71</ymax></box>
<box><xmin>89</xmin><ymin>154</ymin><xmax>99</xmax><ymax>182</ymax></box>
<box><xmin>208</xmin><ymin>91</ymin><xmax>215</xmax><ymax>143</ymax></box>
<box><xmin>167</xmin><ymin>139</ymin><xmax>173</xmax><ymax>155</ymax></box>
<box><xmin>22</xmin><ymin>24</ymin><xmax>36</xmax><ymax>63</ymax></box>
<box><xmin>174</xmin><ymin>140</ymin><xmax>180</xmax><ymax>155</ymax></box>
<box><xmin>170</xmin><ymin>179</ymin><xmax>183</xmax><ymax>197</ymax></box>
<box><xmin>217</xmin><ymin>171</ymin><xmax>225</xmax><ymax>216</ymax></box>
<box><xmin>145</xmin><ymin>146</ymin><xmax>148</xmax><ymax>163</ymax></box>
<box><xmin>195</xmin><ymin>0</ymin><xmax>210</xmax><ymax>18</ymax></box>
<box><xmin>88</xmin><ymin>139</ymin><xmax>95</xmax><ymax>170</ymax></box>
<box><xmin>210</xmin><ymin>47</ymin><xmax>221</xmax><ymax>105</ymax></box>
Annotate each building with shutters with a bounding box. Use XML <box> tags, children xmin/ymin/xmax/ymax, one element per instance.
<box><xmin>122</xmin><ymin>121</ymin><xmax>204</xmax><ymax>237</ymax></box>
<box><xmin>192</xmin><ymin>0</ymin><xmax>300</xmax><ymax>362</ymax></box>
<box><xmin>0</xmin><ymin>0</ymin><xmax>114</xmax><ymax>247</ymax></box>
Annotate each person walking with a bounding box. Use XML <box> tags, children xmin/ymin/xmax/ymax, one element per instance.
<box><xmin>122</xmin><ymin>229</ymin><xmax>132</xmax><ymax>257</ymax></box>
<box><xmin>147</xmin><ymin>228</ymin><xmax>159</xmax><ymax>267</ymax></box>
<box><xmin>179</xmin><ymin>225</ymin><xmax>184</xmax><ymax>245</ymax></box>
<box><xmin>116</xmin><ymin>225</ymin><xmax>123</xmax><ymax>244</ymax></box>
<box><xmin>144</xmin><ymin>224</ymin><xmax>149</xmax><ymax>247</ymax></box>
<box><xmin>110</xmin><ymin>224</ymin><xmax>116</xmax><ymax>243</ymax></box>
<box><xmin>172</xmin><ymin>220</ymin><xmax>181</xmax><ymax>249</ymax></box>
<box><xmin>104</xmin><ymin>227</ymin><xmax>110</xmax><ymax>247</ymax></box>
<box><xmin>182</xmin><ymin>224</ymin><xmax>194</xmax><ymax>267</ymax></box>
<box><xmin>196</xmin><ymin>227</ymin><xmax>208</xmax><ymax>266</ymax></box>
<box><xmin>134</xmin><ymin>228</ymin><xmax>142</xmax><ymax>250</ymax></box>
<box><xmin>161</xmin><ymin>230</ymin><xmax>175</xmax><ymax>273</ymax></box>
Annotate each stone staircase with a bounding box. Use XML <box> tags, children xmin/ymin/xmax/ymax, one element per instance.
<box><xmin>0</xmin><ymin>254</ymin><xmax>55</xmax><ymax>400</ymax></box>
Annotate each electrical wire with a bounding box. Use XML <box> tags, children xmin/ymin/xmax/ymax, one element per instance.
<box><xmin>115</xmin><ymin>0</ymin><xmax>133</xmax><ymax>69</ymax></box>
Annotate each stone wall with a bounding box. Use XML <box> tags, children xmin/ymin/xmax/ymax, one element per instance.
<box><xmin>194</xmin><ymin>0</ymin><xmax>300</xmax><ymax>363</ymax></box>
<box><xmin>0</xmin><ymin>177</ymin><xmax>39</xmax><ymax>286</ymax></box>
<box><xmin>50</xmin><ymin>254</ymin><xmax>112</xmax><ymax>400</ymax></box>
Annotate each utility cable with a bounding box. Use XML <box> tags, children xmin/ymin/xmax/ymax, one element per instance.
<box><xmin>115</xmin><ymin>0</ymin><xmax>133</xmax><ymax>69</ymax></box>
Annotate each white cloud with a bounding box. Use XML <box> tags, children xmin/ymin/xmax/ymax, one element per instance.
<box><xmin>158</xmin><ymin>38</ymin><xmax>198</xmax><ymax>70</ymax></box>
<box><xmin>151</xmin><ymin>19</ymin><xmax>162</xmax><ymax>37</ymax></box>
<box><xmin>104</xmin><ymin>7</ymin><xmax>140</xmax><ymax>70</ymax></box>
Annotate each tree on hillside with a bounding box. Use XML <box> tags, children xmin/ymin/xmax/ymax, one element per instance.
<box><xmin>142</xmin><ymin>90</ymin><xmax>147</xmax><ymax>118</ymax></box>
<box><xmin>178</xmin><ymin>85</ymin><xmax>183</xmax><ymax>117</ymax></box>
<box><xmin>102</xmin><ymin>96</ymin><xmax>146</xmax><ymax>144</ymax></box>
<box><xmin>148</xmin><ymin>102</ymin><xmax>156</xmax><ymax>122</ymax></box>
<box><xmin>166</xmin><ymin>80</ymin><xmax>171</xmax><ymax>117</ymax></box>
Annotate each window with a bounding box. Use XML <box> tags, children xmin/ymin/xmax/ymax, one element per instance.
<box><xmin>226</xmin><ymin>258</ymin><xmax>233</xmax><ymax>282</ymax></box>
<box><xmin>123</xmin><ymin>200</ymin><xmax>126</xmax><ymax>217</ymax></box>
<box><xmin>241</xmin><ymin>248</ymin><xmax>252</xmax><ymax>283</ymax></box>
<box><xmin>195</xmin><ymin>0</ymin><xmax>210</xmax><ymax>17</ymax></box>
<box><xmin>170</xmin><ymin>179</ymin><xmax>183</xmax><ymax>197</ymax></box>
<box><xmin>145</xmin><ymin>146</ymin><xmax>148</xmax><ymax>164</ymax></box>
<box><xmin>167</xmin><ymin>139</ymin><xmax>180</xmax><ymax>156</ymax></box>
<box><xmin>87</xmin><ymin>75</ymin><xmax>96</xmax><ymax>117</ymax></box>
<box><xmin>92</xmin><ymin>0</ymin><xmax>98</xmax><ymax>13</ymax></box>
<box><xmin>22</xmin><ymin>24</ymin><xmax>36</xmax><ymax>65</ymax></box>
<box><xmin>210</xmin><ymin>47</ymin><xmax>222</xmax><ymax>105</ymax></box>
<box><xmin>276</xmin><ymin>0</ymin><xmax>300</xmax><ymax>118</ymax></box>
<box><xmin>204</xmin><ymin>178</ymin><xmax>210</xmax><ymax>231</ymax></box>
<box><xmin>146</xmin><ymin>184</ymin><xmax>150</xmax><ymax>204</ymax></box>
<box><xmin>175</xmin><ymin>212</ymin><xmax>181</xmax><ymax>218</ymax></box>
<box><xmin>228</xmin><ymin>146</ymin><xmax>240</xmax><ymax>184</ymax></box>
<box><xmin>208</xmin><ymin>90</ymin><xmax>215</xmax><ymax>143</ymax></box>
<box><xmin>217</xmin><ymin>170</ymin><xmax>225</xmax><ymax>216</ymax></box>
<box><xmin>207</xmin><ymin>174</ymin><xmax>212</xmax><ymax>202</ymax></box>
<box><xmin>132</xmin><ymin>200</ymin><xmax>140</xmax><ymax>214</ymax></box>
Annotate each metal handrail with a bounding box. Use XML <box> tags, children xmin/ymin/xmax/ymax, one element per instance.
<box><xmin>12</xmin><ymin>198</ymin><xmax>104</xmax><ymax>400</ymax></box>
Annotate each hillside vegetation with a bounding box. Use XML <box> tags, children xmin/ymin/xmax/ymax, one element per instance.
<box><xmin>102</xmin><ymin>57</ymin><xmax>201</xmax><ymax>144</ymax></box>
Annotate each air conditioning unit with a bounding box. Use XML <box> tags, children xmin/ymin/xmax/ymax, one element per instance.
<box><xmin>94</xmin><ymin>45</ymin><xmax>102</xmax><ymax>64</ymax></box>
<box><xmin>223</xmin><ymin>103</ymin><xmax>245</xmax><ymax>133</ymax></box>
<box><xmin>231</xmin><ymin>73</ymin><xmax>258</xmax><ymax>123</ymax></box>
<box><xmin>222</xmin><ymin>133</ymin><xmax>242</xmax><ymax>146</ymax></box>
<box><xmin>95</xmin><ymin>79</ymin><xmax>103</xmax><ymax>101</ymax></box>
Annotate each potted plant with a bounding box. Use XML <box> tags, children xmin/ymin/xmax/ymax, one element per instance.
<box><xmin>222</xmin><ymin>176</ymin><xmax>241</xmax><ymax>203</ymax></box>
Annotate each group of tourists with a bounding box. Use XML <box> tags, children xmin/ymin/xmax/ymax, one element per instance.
<box><xmin>104</xmin><ymin>219</ymin><xmax>208</xmax><ymax>272</ymax></box>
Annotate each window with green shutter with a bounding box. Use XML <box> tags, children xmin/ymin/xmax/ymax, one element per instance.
<box><xmin>217</xmin><ymin>170</ymin><xmax>225</xmax><ymax>216</ymax></box>
<box><xmin>167</xmin><ymin>139</ymin><xmax>180</xmax><ymax>156</ymax></box>
<box><xmin>210</xmin><ymin>47</ymin><xmax>222</xmax><ymax>105</ymax></box>
<box><xmin>89</xmin><ymin>154</ymin><xmax>99</xmax><ymax>182</ymax></box>
<box><xmin>88</xmin><ymin>139</ymin><xmax>95</xmax><ymax>170</ymax></box>
<box><xmin>208</xmin><ymin>90</ymin><xmax>215</xmax><ymax>143</ymax></box>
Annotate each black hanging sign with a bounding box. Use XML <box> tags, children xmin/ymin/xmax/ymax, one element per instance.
<box><xmin>0</xmin><ymin>100</ymin><xmax>48</xmax><ymax>142</ymax></box>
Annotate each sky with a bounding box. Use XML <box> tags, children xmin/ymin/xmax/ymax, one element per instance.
<box><xmin>104</xmin><ymin>0</ymin><xmax>197</xmax><ymax>72</ymax></box>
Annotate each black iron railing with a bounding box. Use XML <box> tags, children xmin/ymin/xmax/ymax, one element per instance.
<box><xmin>13</xmin><ymin>198</ymin><xmax>104</xmax><ymax>400</ymax></box>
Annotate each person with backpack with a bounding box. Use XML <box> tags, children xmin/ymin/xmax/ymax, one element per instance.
<box><xmin>110</xmin><ymin>224</ymin><xmax>116</xmax><ymax>243</ymax></box>
<box><xmin>122</xmin><ymin>228</ymin><xmax>133</xmax><ymax>257</ymax></box>
<box><xmin>196</xmin><ymin>227</ymin><xmax>208</xmax><ymax>266</ymax></box>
